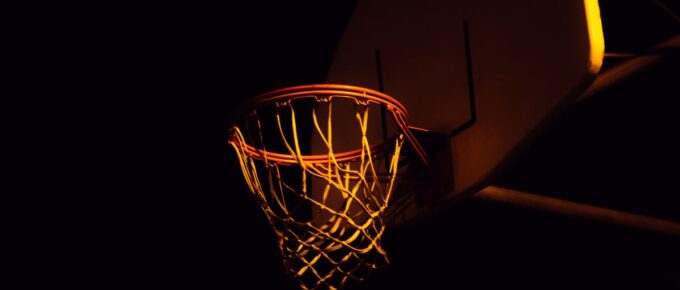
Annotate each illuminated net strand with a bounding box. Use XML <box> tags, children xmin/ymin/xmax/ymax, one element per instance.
<box><xmin>229</xmin><ymin>96</ymin><xmax>403</xmax><ymax>290</ymax></box>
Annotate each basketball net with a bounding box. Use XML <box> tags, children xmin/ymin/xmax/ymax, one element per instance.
<box><xmin>228</xmin><ymin>85</ymin><xmax>425</xmax><ymax>289</ymax></box>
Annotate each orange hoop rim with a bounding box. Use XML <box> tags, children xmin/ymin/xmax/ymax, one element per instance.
<box><xmin>228</xmin><ymin>84</ymin><xmax>427</xmax><ymax>165</ymax></box>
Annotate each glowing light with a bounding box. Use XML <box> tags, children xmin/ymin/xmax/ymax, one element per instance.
<box><xmin>584</xmin><ymin>0</ymin><xmax>605</xmax><ymax>74</ymax></box>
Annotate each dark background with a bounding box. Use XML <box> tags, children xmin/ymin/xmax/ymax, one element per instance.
<box><xmin>39</xmin><ymin>0</ymin><xmax>679</xmax><ymax>288</ymax></box>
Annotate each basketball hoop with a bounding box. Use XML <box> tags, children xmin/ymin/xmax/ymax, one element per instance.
<box><xmin>228</xmin><ymin>84</ymin><xmax>426</xmax><ymax>289</ymax></box>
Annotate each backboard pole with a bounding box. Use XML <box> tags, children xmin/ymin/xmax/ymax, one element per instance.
<box><xmin>577</xmin><ymin>34</ymin><xmax>680</xmax><ymax>103</ymax></box>
<box><xmin>474</xmin><ymin>186</ymin><xmax>680</xmax><ymax>236</ymax></box>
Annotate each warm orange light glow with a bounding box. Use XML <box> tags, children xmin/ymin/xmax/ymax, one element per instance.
<box><xmin>584</xmin><ymin>0</ymin><xmax>605</xmax><ymax>74</ymax></box>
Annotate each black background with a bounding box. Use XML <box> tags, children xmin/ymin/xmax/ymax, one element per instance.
<box><xmin>34</xmin><ymin>0</ymin><xmax>679</xmax><ymax>289</ymax></box>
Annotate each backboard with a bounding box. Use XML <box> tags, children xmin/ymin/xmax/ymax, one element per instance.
<box><xmin>319</xmin><ymin>0</ymin><xmax>605</xmax><ymax>225</ymax></box>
